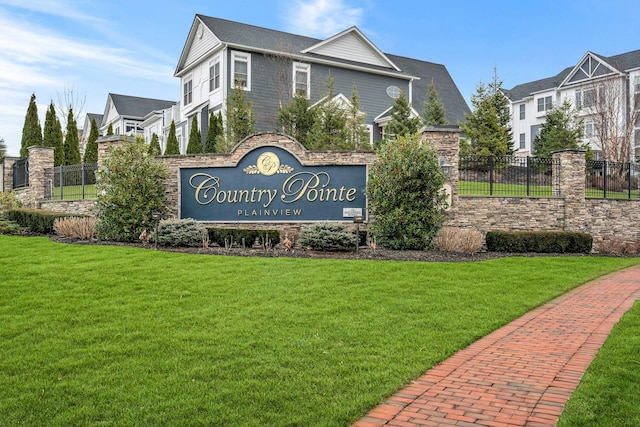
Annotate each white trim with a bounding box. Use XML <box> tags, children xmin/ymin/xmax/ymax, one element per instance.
<box><xmin>292</xmin><ymin>62</ymin><xmax>310</xmax><ymax>99</ymax></box>
<box><xmin>209</xmin><ymin>55</ymin><xmax>222</xmax><ymax>93</ymax></box>
<box><xmin>231</xmin><ymin>50</ymin><xmax>251</xmax><ymax>91</ymax></box>
<box><xmin>183</xmin><ymin>74</ymin><xmax>193</xmax><ymax>106</ymax></box>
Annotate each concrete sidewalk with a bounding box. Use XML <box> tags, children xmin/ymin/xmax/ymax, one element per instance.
<box><xmin>353</xmin><ymin>265</ymin><xmax>640</xmax><ymax>427</ymax></box>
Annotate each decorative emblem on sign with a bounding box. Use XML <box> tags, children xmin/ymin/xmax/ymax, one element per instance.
<box><xmin>244</xmin><ymin>152</ymin><xmax>294</xmax><ymax>175</ymax></box>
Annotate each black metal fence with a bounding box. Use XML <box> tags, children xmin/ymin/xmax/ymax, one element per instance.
<box><xmin>459</xmin><ymin>156</ymin><xmax>560</xmax><ymax>197</ymax></box>
<box><xmin>585</xmin><ymin>160</ymin><xmax>640</xmax><ymax>200</ymax></box>
<box><xmin>44</xmin><ymin>163</ymin><xmax>98</xmax><ymax>200</ymax></box>
<box><xmin>12</xmin><ymin>158</ymin><xmax>28</xmax><ymax>188</ymax></box>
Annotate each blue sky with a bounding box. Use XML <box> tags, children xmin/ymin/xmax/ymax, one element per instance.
<box><xmin>1</xmin><ymin>0</ymin><xmax>639</xmax><ymax>157</ymax></box>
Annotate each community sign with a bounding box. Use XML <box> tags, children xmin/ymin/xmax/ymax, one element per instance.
<box><xmin>180</xmin><ymin>146</ymin><xmax>367</xmax><ymax>222</ymax></box>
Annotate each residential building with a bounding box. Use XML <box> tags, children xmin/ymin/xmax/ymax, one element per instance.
<box><xmin>80</xmin><ymin>113</ymin><xmax>103</xmax><ymax>156</ymax></box>
<box><xmin>101</xmin><ymin>93</ymin><xmax>176</xmax><ymax>142</ymax></box>
<box><xmin>507</xmin><ymin>49</ymin><xmax>640</xmax><ymax>161</ymax></box>
<box><xmin>165</xmin><ymin>14</ymin><xmax>470</xmax><ymax>150</ymax></box>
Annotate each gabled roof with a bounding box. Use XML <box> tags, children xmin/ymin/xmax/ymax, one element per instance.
<box><xmin>104</xmin><ymin>94</ymin><xmax>176</xmax><ymax>121</ymax></box>
<box><xmin>301</xmin><ymin>26</ymin><xmax>400</xmax><ymax>71</ymax></box>
<box><xmin>507</xmin><ymin>49</ymin><xmax>640</xmax><ymax>102</ymax></box>
<box><xmin>87</xmin><ymin>113</ymin><xmax>103</xmax><ymax>125</ymax></box>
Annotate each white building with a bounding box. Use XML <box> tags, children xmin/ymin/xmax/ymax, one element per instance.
<box><xmin>507</xmin><ymin>49</ymin><xmax>640</xmax><ymax>162</ymax></box>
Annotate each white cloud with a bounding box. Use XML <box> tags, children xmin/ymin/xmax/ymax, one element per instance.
<box><xmin>284</xmin><ymin>0</ymin><xmax>364</xmax><ymax>38</ymax></box>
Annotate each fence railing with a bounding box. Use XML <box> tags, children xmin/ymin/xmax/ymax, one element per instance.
<box><xmin>585</xmin><ymin>160</ymin><xmax>640</xmax><ymax>200</ymax></box>
<box><xmin>13</xmin><ymin>158</ymin><xmax>29</xmax><ymax>188</ymax></box>
<box><xmin>44</xmin><ymin>163</ymin><xmax>98</xmax><ymax>200</ymax></box>
<box><xmin>459</xmin><ymin>155</ymin><xmax>560</xmax><ymax>197</ymax></box>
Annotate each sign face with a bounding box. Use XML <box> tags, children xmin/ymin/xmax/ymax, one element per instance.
<box><xmin>180</xmin><ymin>146</ymin><xmax>367</xmax><ymax>222</ymax></box>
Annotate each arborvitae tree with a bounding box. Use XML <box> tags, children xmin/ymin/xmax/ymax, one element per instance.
<box><xmin>53</xmin><ymin>116</ymin><xmax>64</xmax><ymax>166</ymax></box>
<box><xmin>306</xmin><ymin>75</ymin><xmax>349</xmax><ymax>150</ymax></box>
<box><xmin>83</xmin><ymin>118</ymin><xmax>99</xmax><ymax>163</ymax></box>
<box><xmin>383</xmin><ymin>91</ymin><xmax>421</xmax><ymax>144</ymax></box>
<box><xmin>422</xmin><ymin>80</ymin><xmax>448</xmax><ymax>126</ymax></box>
<box><xmin>107</xmin><ymin>123</ymin><xmax>114</xmax><ymax>136</ymax></box>
<box><xmin>43</xmin><ymin>102</ymin><xmax>58</xmax><ymax>148</ymax></box>
<box><xmin>346</xmin><ymin>85</ymin><xmax>371</xmax><ymax>150</ymax></box>
<box><xmin>276</xmin><ymin>94</ymin><xmax>316</xmax><ymax>145</ymax></box>
<box><xmin>64</xmin><ymin>108</ymin><xmax>81</xmax><ymax>165</ymax></box>
<box><xmin>205</xmin><ymin>111</ymin><xmax>225</xmax><ymax>153</ymax></box>
<box><xmin>186</xmin><ymin>115</ymin><xmax>203</xmax><ymax>154</ymax></box>
<box><xmin>226</xmin><ymin>84</ymin><xmax>255</xmax><ymax>144</ymax></box>
<box><xmin>164</xmin><ymin>120</ymin><xmax>180</xmax><ymax>155</ymax></box>
<box><xmin>460</xmin><ymin>80</ymin><xmax>512</xmax><ymax>157</ymax></box>
<box><xmin>0</xmin><ymin>137</ymin><xmax>6</xmax><ymax>161</ymax></box>
<box><xmin>148</xmin><ymin>133</ymin><xmax>161</xmax><ymax>156</ymax></box>
<box><xmin>20</xmin><ymin>93</ymin><xmax>43</xmax><ymax>158</ymax></box>
<box><xmin>533</xmin><ymin>100</ymin><xmax>585</xmax><ymax>158</ymax></box>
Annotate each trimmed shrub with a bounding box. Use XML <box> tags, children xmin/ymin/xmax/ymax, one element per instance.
<box><xmin>0</xmin><ymin>191</ymin><xmax>22</xmax><ymax>216</ymax></box>
<box><xmin>433</xmin><ymin>227</ymin><xmax>484</xmax><ymax>253</ymax></box>
<box><xmin>156</xmin><ymin>219</ymin><xmax>208</xmax><ymax>247</ymax></box>
<box><xmin>485</xmin><ymin>231</ymin><xmax>592</xmax><ymax>253</ymax></box>
<box><xmin>53</xmin><ymin>217</ymin><xmax>97</xmax><ymax>239</ymax></box>
<box><xmin>7</xmin><ymin>209</ymin><xmax>82</xmax><ymax>234</ymax></box>
<box><xmin>0</xmin><ymin>217</ymin><xmax>26</xmax><ymax>235</ymax></box>
<box><xmin>207</xmin><ymin>228</ymin><xmax>280</xmax><ymax>248</ymax></box>
<box><xmin>299</xmin><ymin>223</ymin><xmax>357</xmax><ymax>252</ymax></box>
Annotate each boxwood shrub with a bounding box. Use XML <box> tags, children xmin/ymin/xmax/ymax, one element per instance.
<box><xmin>7</xmin><ymin>209</ymin><xmax>84</xmax><ymax>234</ymax></box>
<box><xmin>485</xmin><ymin>230</ymin><xmax>593</xmax><ymax>253</ymax></box>
<box><xmin>207</xmin><ymin>228</ymin><xmax>280</xmax><ymax>248</ymax></box>
<box><xmin>299</xmin><ymin>223</ymin><xmax>358</xmax><ymax>252</ymax></box>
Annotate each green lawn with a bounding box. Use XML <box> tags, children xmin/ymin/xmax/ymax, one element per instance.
<box><xmin>0</xmin><ymin>235</ymin><xmax>638</xmax><ymax>426</ymax></box>
<box><xmin>558</xmin><ymin>300</ymin><xmax>640</xmax><ymax>426</ymax></box>
<box><xmin>460</xmin><ymin>180</ymin><xmax>639</xmax><ymax>199</ymax></box>
<box><xmin>51</xmin><ymin>184</ymin><xmax>97</xmax><ymax>200</ymax></box>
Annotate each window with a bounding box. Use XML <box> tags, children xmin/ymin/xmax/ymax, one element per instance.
<box><xmin>209</xmin><ymin>57</ymin><xmax>221</xmax><ymax>92</ymax></box>
<box><xmin>519</xmin><ymin>133</ymin><xmax>525</xmax><ymax>149</ymax></box>
<box><xmin>183</xmin><ymin>77</ymin><xmax>193</xmax><ymax>105</ymax></box>
<box><xmin>576</xmin><ymin>87</ymin><xmax>597</xmax><ymax>109</ymax></box>
<box><xmin>519</xmin><ymin>104</ymin><xmax>525</xmax><ymax>120</ymax></box>
<box><xmin>537</xmin><ymin>96</ymin><xmax>552</xmax><ymax>112</ymax></box>
<box><xmin>231</xmin><ymin>51</ymin><xmax>250</xmax><ymax>90</ymax></box>
<box><xmin>125</xmin><ymin>121</ymin><xmax>142</xmax><ymax>134</ymax></box>
<box><xmin>584</xmin><ymin>120</ymin><xmax>595</xmax><ymax>139</ymax></box>
<box><xmin>293</xmin><ymin>62</ymin><xmax>310</xmax><ymax>98</ymax></box>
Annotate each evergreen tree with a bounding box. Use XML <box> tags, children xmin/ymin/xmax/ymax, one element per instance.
<box><xmin>205</xmin><ymin>111</ymin><xmax>225</xmax><ymax>153</ymax></box>
<box><xmin>107</xmin><ymin>123</ymin><xmax>114</xmax><ymax>136</ymax></box>
<box><xmin>226</xmin><ymin>84</ymin><xmax>255</xmax><ymax>144</ymax></box>
<box><xmin>306</xmin><ymin>75</ymin><xmax>349</xmax><ymax>150</ymax></box>
<box><xmin>0</xmin><ymin>137</ymin><xmax>6</xmax><ymax>161</ymax></box>
<box><xmin>83</xmin><ymin>118</ymin><xmax>99</xmax><ymax>163</ymax></box>
<box><xmin>164</xmin><ymin>120</ymin><xmax>180</xmax><ymax>155</ymax></box>
<box><xmin>186</xmin><ymin>115</ymin><xmax>203</xmax><ymax>154</ymax></box>
<box><xmin>460</xmin><ymin>80</ymin><xmax>512</xmax><ymax>157</ymax></box>
<box><xmin>346</xmin><ymin>85</ymin><xmax>371</xmax><ymax>150</ymax></box>
<box><xmin>488</xmin><ymin>69</ymin><xmax>512</xmax><ymax>146</ymax></box>
<box><xmin>53</xmin><ymin>116</ymin><xmax>64</xmax><ymax>166</ymax></box>
<box><xmin>384</xmin><ymin>91</ymin><xmax>421</xmax><ymax>144</ymax></box>
<box><xmin>533</xmin><ymin>100</ymin><xmax>585</xmax><ymax>158</ymax></box>
<box><xmin>20</xmin><ymin>93</ymin><xmax>43</xmax><ymax>158</ymax></box>
<box><xmin>63</xmin><ymin>108</ymin><xmax>81</xmax><ymax>165</ymax></box>
<box><xmin>43</xmin><ymin>102</ymin><xmax>57</xmax><ymax>148</ymax></box>
<box><xmin>276</xmin><ymin>94</ymin><xmax>316</xmax><ymax>145</ymax></box>
<box><xmin>422</xmin><ymin>80</ymin><xmax>448</xmax><ymax>126</ymax></box>
<box><xmin>148</xmin><ymin>133</ymin><xmax>161</xmax><ymax>156</ymax></box>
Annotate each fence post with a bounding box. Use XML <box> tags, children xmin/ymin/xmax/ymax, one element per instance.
<box><xmin>526</xmin><ymin>157</ymin><xmax>531</xmax><ymax>197</ymax></box>
<box><xmin>81</xmin><ymin>162</ymin><xmax>86</xmax><ymax>199</ymax></box>
<box><xmin>489</xmin><ymin>156</ymin><xmax>494</xmax><ymax>195</ymax></box>
<box><xmin>59</xmin><ymin>165</ymin><xmax>64</xmax><ymax>200</ymax></box>
<box><xmin>602</xmin><ymin>161</ymin><xmax>607</xmax><ymax>199</ymax></box>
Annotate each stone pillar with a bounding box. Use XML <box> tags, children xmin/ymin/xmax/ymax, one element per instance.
<box><xmin>97</xmin><ymin>136</ymin><xmax>126</xmax><ymax>166</ymax></box>
<box><xmin>420</xmin><ymin>126</ymin><xmax>461</xmax><ymax>207</ymax></box>
<box><xmin>19</xmin><ymin>146</ymin><xmax>54</xmax><ymax>208</ymax></box>
<box><xmin>2</xmin><ymin>156</ymin><xmax>18</xmax><ymax>192</ymax></box>
<box><xmin>553</xmin><ymin>149</ymin><xmax>587</xmax><ymax>232</ymax></box>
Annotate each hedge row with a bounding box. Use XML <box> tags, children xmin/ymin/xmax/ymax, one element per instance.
<box><xmin>207</xmin><ymin>228</ymin><xmax>281</xmax><ymax>248</ymax></box>
<box><xmin>7</xmin><ymin>209</ymin><xmax>84</xmax><ymax>234</ymax></box>
<box><xmin>485</xmin><ymin>231</ymin><xmax>593</xmax><ymax>253</ymax></box>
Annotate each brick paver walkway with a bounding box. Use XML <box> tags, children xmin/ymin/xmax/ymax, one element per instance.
<box><xmin>353</xmin><ymin>265</ymin><xmax>640</xmax><ymax>427</ymax></box>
